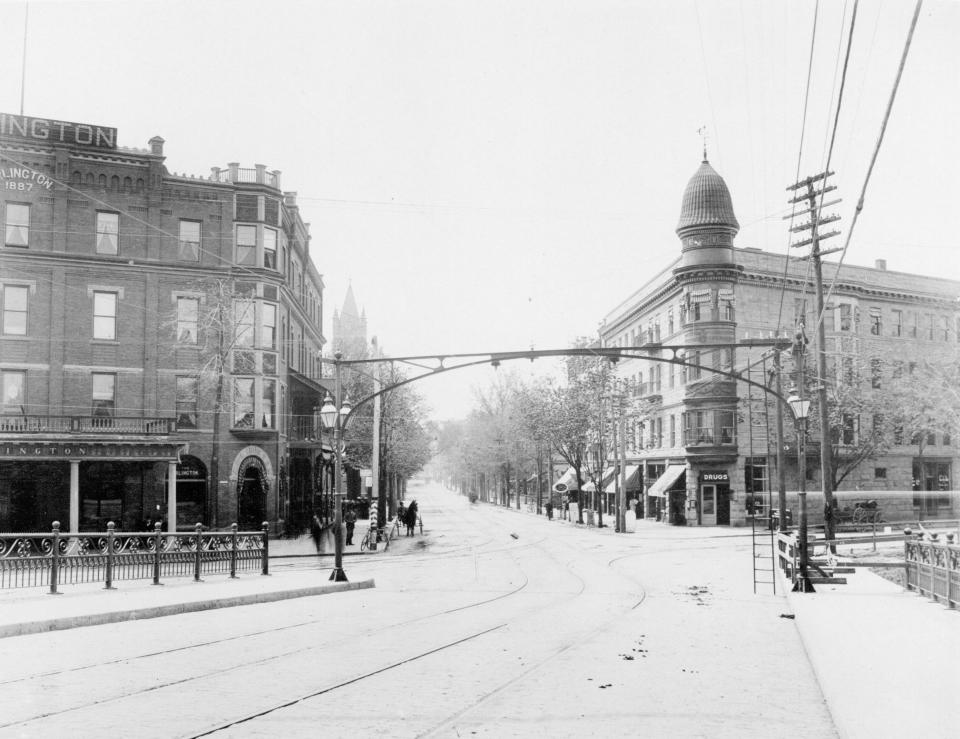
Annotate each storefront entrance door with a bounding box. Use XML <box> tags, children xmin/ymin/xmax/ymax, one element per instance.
<box><xmin>701</xmin><ymin>484</ymin><xmax>716</xmax><ymax>525</ymax></box>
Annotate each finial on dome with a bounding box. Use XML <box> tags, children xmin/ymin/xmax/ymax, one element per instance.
<box><xmin>697</xmin><ymin>125</ymin><xmax>709</xmax><ymax>162</ymax></box>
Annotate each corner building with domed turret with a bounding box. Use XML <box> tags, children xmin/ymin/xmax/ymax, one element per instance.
<box><xmin>599</xmin><ymin>158</ymin><xmax>960</xmax><ymax>527</ymax></box>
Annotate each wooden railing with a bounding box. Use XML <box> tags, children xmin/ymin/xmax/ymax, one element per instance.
<box><xmin>0</xmin><ymin>415</ymin><xmax>175</xmax><ymax>435</ymax></box>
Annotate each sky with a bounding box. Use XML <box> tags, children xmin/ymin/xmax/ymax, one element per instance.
<box><xmin>2</xmin><ymin>0</ymin><xmax>958</xmax><ymax>419</ymax></box>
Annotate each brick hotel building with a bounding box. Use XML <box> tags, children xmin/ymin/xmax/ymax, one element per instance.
<box><xmin>0</xmin><ymin>113</ymin><xmax>333</xmax><ymax>534</ymax></box>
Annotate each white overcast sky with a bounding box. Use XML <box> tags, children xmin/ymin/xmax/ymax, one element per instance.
<box><xmin>2</xmin><ymin>0</ymin><xmax>958</xmax><ymax>418</ymax></box>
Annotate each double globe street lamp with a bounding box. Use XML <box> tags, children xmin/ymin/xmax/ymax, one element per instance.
<box><xmin>319</xmin><ymin>359</ymin><xmax>351</xmax><ymax>582</ymax></box>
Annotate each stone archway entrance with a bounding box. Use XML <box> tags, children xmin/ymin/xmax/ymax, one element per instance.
<box><xmin>237</xmin><ymin>456</ymin><xmax>268</xmax><ymax>530</ymax></box>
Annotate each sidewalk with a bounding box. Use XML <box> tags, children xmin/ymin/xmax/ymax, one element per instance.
<box><xmin>0</xmin><ymin>518</ymin><xmax>420</xmax><ymax>640</ymax></box>
<box><xmin>490</xmin><ymin>499</ymin><xmax>960</xmax><ymax>738</ymax></box>
<box><xmin>783</xmin><ymin>566</ymin><xmax>960</xmax><ymax>738</ymax></box>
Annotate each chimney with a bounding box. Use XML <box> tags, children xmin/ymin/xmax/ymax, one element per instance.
<box><xmin>875</xmin><ymin>259</ymin><xmax>887</xmax><ymax>271</ymax></box>
<box><xmin>148</xmin><ymin>136</ymin><xmax>165</xmax><ymax>156</ymax></box>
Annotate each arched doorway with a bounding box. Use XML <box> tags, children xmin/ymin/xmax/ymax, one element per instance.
<box><xmin>175</xmin><ymin>455</ymin><xmax>208</xmax><ymax>527</ymax></box>
<box><xmin>237</xmin><ymin>456</ymin><xmax>268</xmax><ymax>530</ymax></box>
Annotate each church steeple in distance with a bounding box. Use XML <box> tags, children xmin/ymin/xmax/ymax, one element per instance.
<box><xmin>332</xmin><ymin>282</ymin><xmax>369</xmax><ymax>358</ymax></box>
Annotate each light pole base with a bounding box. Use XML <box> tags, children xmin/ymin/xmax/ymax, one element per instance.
<box><xmin>329</xmin><ymin>567</ymin><xmax>349</xmax><ymax>582</ymax></box>
<box><xmin>792</xmin><ymin>574</ymin><xmax>816</xmax><ymax>592</ymax></box>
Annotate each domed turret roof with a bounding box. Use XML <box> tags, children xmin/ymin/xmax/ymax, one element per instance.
<box><xmin>676</xmin><ymin>159</ymin><xmax>739</xmax><ymax>233</ymax></box>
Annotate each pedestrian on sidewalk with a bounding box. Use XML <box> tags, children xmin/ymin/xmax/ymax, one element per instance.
<box><xmin>405</xmin><ymin>499</ymin><xmax>419</xmax><ymax>536</ymax></box>
<box><xmin>345</xmin><ymin>507</ymin><xmax>357</xmax><ymax>545</ymax></box>
<box><xmin>397</xmin><ymin>500</ymin><xmax>406</xmax><ymax>530</ymax></box>
<box><xmin>310</xmin><ymin>514</ymin><xmax>322</xmax><ymax>553</ymax></box>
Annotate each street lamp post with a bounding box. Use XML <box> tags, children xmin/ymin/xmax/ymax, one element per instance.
<box><xmin>787</xmin><ymin>385</ymin><xmax>814</xmax><ymax>592</ymax></box>
<box><xmin>319</xmin><ymin>351</ymin><xmax>351</xmax><ymax>582</ymax></box>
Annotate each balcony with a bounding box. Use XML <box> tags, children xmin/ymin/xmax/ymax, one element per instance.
<box><xmin>209</xmin><ymin>163</ymin><xmax>281</xmax><ymax>189</ymax></box>
<box><xmin>0</xmin><ymin>415</ymin><xmax>176</xmax><ymax>435</ymax></box>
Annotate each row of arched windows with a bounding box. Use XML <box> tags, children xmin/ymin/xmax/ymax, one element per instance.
<box><xmin>70</xmin><ymin>171</ymin><xmax>145</xmax><ymax>192</ymax></box>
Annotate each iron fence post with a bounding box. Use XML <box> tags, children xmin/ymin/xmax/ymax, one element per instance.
<box><xmin>194</xmin><ymin>522</ymin><xmax>203</xmax><ymax>582</ymax></box>
<box><xmin>230</xmin><ymin>523</ymin><xmax>238</xmax><ymax>578</ymax></box>
<box><xmin>104</xmin><ymin>521</ymin><xmax>116</xmax><ymax>590</ymax></box>
<box><xmin>152</xmin><ymin>521</ymin><xmax>162</xmax><ymax>585</ymax></box>
<box><xmin>49</xmin><ymin>521</ymin><xmax>62</xmax><ymax>595</ymax></box>
<box><xmin>261</xmin><ymin>521</ymin><xmax>270</xmax><ymax>576</ymax></box>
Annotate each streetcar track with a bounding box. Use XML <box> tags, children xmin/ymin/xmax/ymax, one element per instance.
<box><xmin>5</xmin><ymin>494</ymin><xmax>734</xmax><ymax>736</ymax></box>
<box><xmin>180</xmin><ymin>531</ymin><xmax>591</xmax><ymax>737</ymax></box>
<box><xmin>0</xmin><ymin>536</ymin><xmax>544</xmax><ymax>731</ymax></box>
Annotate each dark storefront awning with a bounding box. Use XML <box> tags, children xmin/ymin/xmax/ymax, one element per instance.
<box><xmin>604</xmin><ymin>465</ymin><xmax>641</xmax><ymax>494</ymax></box>
<box><xmin>647</xmin><ymin>464</ymin><xmax>685</xmax><ymax>497</ymax></box>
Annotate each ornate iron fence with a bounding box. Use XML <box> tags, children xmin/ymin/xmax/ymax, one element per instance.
<box><xmin>904</xmin><ymin>530</ymin><xmax>960</xmax><ymax>609</ymax></box>
<box><xmin>0</xmin><ymin>521</ymin><xmax>269</xmax><ymax>593</ymax></box>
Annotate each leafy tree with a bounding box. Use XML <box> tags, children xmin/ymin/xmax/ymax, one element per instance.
<box><xmin>162</xmin><ymin>278</ymin><xmax>261</xmax><ymax>527</ymax></box>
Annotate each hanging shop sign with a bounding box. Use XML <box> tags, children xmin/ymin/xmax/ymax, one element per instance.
<box><xmin>701</xmin><ymin>471</ymin><xmax>729</xmax><ymax>483</ymax></box>
<box><xmin>0</xmin><ymin>112</ymin><xmax>117</xmax><ymax>150</ymax></box>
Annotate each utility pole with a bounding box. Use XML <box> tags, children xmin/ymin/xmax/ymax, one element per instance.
<box><xmin>618</xmin><ymin>392</ymin><xmax>628</xmax><ymax>534</ymax></box>
<box><xmin>773</xmin><ymin>350</ymin><xmax>788</xmax><ymax>532</ymax></box>
<box><xmin>788</xmin><ymin>172</ymin><xmax>841</xmax><ymax>545</ymax></box>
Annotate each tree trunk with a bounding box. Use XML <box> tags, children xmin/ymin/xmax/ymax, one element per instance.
<box><xmin>208</xmin><ymin>312</ymin><xmax>226</xmax><ymax>529</ymax></box>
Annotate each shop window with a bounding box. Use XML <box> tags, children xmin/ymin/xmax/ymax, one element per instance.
<box><xmin>236</xmin><ymin>225</ymin><xmax>256</xmax><ymax>265</ymax></box>
<box><xmin>92</xmin><ymin>373</ymin><xmax>116</xmax><ymax>420</ymax></box>
<box><xmin>4</xmin><ymin>203</ymin><xmax>30</xmax><ymax>247</ymax></box>
<box><xmin>263</xmin><ymin>227</ymin><xmax>277</xmax><ymax>269</ymax></box>
<box><xmin>93</xmin><ymin>291</ymin><xmax>117</xmax><ymax>340</ymax></box>
<box><xmin>176</xmin><ymin>297</ymin><xmax>199</xmax><ymax>343</ymax></box>
<box><xmin>1</xmin><ymin>284</ymin><xmax>28</xmax><ymax>335</ymax></box>
<box><xmin>2</xmin><ymin>370</ymin><xmax>25</xmax><ymax>413</ymax></box>
<box><xmin>95</xmin><ymin>212</ymin><xmax>119</xmax><ymax>255</ymax></box>
<box><xmin>176</xmin><ymin>376</ymin><xmax>198</xmax><ymax>429</ymax></box>
<box><xmin>178</xmin><ymin>220</ymin><xmax>201</xmax><ymax>261</ymax></box>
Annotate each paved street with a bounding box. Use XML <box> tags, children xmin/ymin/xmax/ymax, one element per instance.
<box><xmin>0</xmin><ymin>481</ymin><xmax>839</xmax><ymax>738</ymax></box>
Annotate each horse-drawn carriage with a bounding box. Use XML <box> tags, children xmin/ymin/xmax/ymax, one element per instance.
<box><xmin>836</xmin><ymin>500</ymin><xmax>883</xmax><ymax>530</ymax></box>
